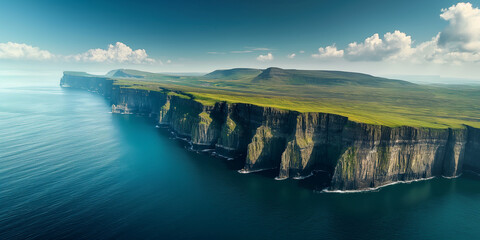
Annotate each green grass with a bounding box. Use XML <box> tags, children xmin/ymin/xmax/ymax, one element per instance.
<box><xmin>68</xmin><ymin>68</ymin><xmax>480</xmax><ymax>129</ymax></box>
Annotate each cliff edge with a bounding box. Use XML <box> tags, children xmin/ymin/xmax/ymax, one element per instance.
<box><xmin>60</xmin><ymin>72</ymin><xmax>480</xmax><ymax>191</ymax></box>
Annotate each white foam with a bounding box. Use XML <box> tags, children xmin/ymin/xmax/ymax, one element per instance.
<box><xmin>175</xmin><ymin>136</ymin><xmax>189</xmax><ymax>142</ymax></box>
<box><xmin>274</xmin><ymin>176</ymin><xmax>287</xmax><ymax>181</ymax></box>
<box><xmin>214</xmin><ymin>144</ymin><xmax>237</xmax><ymax>151</ymax></box>
<box><xmin>238</xmin><ymin>168</ymin><xmax>274</xmax><ymax>174</ymax></box>
<box><xmin>321</xmin><ymin>176</ymin><xmax>436</xmax><ymax>194</ymax></box>
<box><xmin>210</xmin><ymin>152</ymin><xmax>234</xmax><ymax>160</ymax></box>
<box><xmin>442</xmin><ymin>174</ymin><xmax>462</xmax><ymax>179</ymax></box>
<box><xmin>293</xmin><ymin>172</ymin><xmax>314</xmax><ymax>180</ymax></box>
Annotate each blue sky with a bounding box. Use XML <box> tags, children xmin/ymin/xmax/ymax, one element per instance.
<box><xmin>1</xmin><ymin>0</ymin><xmax>480</xmax><ymax>78</ymax></box>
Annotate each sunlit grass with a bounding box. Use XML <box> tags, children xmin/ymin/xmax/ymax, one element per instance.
<box><xmin>81</xmin><ymin>69</ymin><xmax>480</xmax><ymax>129</ymax></box>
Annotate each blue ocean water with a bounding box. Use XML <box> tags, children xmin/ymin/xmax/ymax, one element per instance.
<box><xmin>1</xmin><ymin>77</ymin><xmax>480</xmax><ymax>240</ymax></box>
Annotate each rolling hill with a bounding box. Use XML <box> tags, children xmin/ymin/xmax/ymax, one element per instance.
<box><xmin>68</xmin><ymin>67</ymin><xmax>480</xmax><ymax>128</ymax></box>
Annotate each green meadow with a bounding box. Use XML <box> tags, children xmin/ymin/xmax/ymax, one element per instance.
<box><xmin>69</xmin><ymin>68</ymin><xmax>480</xmax><ymax>129</ymax></box>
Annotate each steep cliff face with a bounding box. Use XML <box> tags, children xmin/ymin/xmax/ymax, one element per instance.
<box><xmin>241</xmin><ymin>107</ymin><xmax>297</xmax><ymax>172</ymax></box>
<box><xmin>464</xmin><ymin>126</ymin><xmax>480</xmax><ymax>172</ymax></box>
<box><xmin>279</xmin><ymin>113</ymin><xmax>347</xmax><ymax>179</ymax></box>
<box><xmin>61</xmin><ymin>73</ymin><xmax>480</xmax><ymax>191</ymax></box>
<box><xmin>60</xmin><ymin>74</ymin><xmax>113</xmax><ymax>97</ymax></box>
<box><xmin>331</xmin><ymin>124</ymin><xmax>452</xmax><ymax>190</ymax></box>
<box><xmin>157</xmin><ymin>95</ymin><xmax>225</xmax><ymax>147</ymax></box>
<box><xmin>110</xmin><ymin>85</ymin><xmax>167</xmax><ymax>117</ymax></box>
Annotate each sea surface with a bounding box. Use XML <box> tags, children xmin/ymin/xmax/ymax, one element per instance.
<box><xmin>1</xmin><ymin>77</ymin><xmax>480</xmax><ymax>240</ymax></box>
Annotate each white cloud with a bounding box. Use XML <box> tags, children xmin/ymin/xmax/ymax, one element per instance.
<box><xmin>299</xmin><ymin>50</ymin><xmax>305</xmax><ymax>54</ymax></box>
<box><xmin>312</xmin><ymin>44</ymin><xmax>344</xmax><ymax>58</ymax></box>
<box><xmin>249</xmin><ymin>47</ymin><xmax>272</xmax><ymax>51</ymax></box>
<box><xmin>257</xmin><ymin>52</ymin><xmax>274</xmax><ymax>61</ymax></box>
<box><xmin>312</xmin><ymin>3</ymin><xmax>480</xmax><ymax>64</ymax></box>
<box><xmin>438</xmin><ymin>2</ymin><xmax>480</xmax><ymax>52</ymax></box>
<box><xmin>413</xmin><ymin>34</ymin><xmax>480</xmax><ymax>64</ymax></box>
<box><xmin>166</xmin><ymin>59</ymin><xmax>172</xmax><ymax>64</ymax></box>
<box><xmin>71</xmin><ymin>42</ymin><xmax>155</xmax><ymax>63</ymax></box>
<box><xmin>0</xmin><ymin>42</ymin><xmax>54</xmax><ymax>60</ymax></box>
<box><xmin>411</xmin><ymin>34</ymin><xmax>443</xmax><ymax>63</ymax></box>
<box><xmin>411</xmin><ymin>2</ymin><xmax>480</xmax><ymax>64</ymax></box>
<box><xmin>72</xmin><ymin>42</ymin><xmax>155</xmax><ymax>64</ymax></box>
<box><xmin>0</xmin><ymin>41</ymin><xmax>159</xmax><ymax>64</ymax></box>
<box><xmin>345</xmin><ymin>31</ymin><xmax>413</xmax><ymax>61</ymax></box>
<box><xmin>288</xmin><ymin>53</ymin><xmax>296</xmax><ymax>58</ymax></box>
<box><xmin>231</xmin><ymin>50</ymin><xmax>253</xmax><ymax>53</ymax></box>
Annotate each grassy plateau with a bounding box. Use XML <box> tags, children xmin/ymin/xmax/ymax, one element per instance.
<box><xmin>66</xmin><ymin>68</ymin><xmax>480</xmax><ymax>129</ymax></box>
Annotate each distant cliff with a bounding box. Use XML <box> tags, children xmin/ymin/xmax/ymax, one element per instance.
<box><xmin>60</xmin><ymin>73</ymin><xmax>480</xmax><ymax>191</ymax></box>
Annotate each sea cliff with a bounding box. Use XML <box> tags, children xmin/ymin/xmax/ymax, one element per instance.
<box><xmin>60</xmin><ymin>73</ymin><xmax>480</xmax><ymax>191</ymax></box>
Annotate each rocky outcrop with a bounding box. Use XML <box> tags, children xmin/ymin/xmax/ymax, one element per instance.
<box><xmin>60</xmin><ymin>72</ymin><xmax>480</xmax><ymax>191</ymax></box>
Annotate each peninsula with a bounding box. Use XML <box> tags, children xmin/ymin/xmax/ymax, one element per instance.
<box><xmin>60</xmin><ymin>68</ymin><xmax>480</xmax><ymax>191</ymax></box>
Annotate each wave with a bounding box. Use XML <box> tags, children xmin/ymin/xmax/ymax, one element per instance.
<box><xmin>210</xmin><ymin>152</ymin><xmax>234</xmax><ymax>161</ymax></box>
<box><xmin>442</xmin><ymin>173</ymin><xmax>463</xmax><ymax>179</ymax></box>
<box><xmin>238</xmin><ymin>168</ymin><xmax>274</xmax><ymax>174</ymax></box>
<box><xmin>292</xmin><ymin>172</ymin><xmax>314</xmax><ymax>180</ymax></box>
<box><xmin>320</xmin><ymin>176</ymin><xmax>436</xmax><ymax>194</ymax></box>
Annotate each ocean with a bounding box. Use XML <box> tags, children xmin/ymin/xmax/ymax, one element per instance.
<box><xmin>1</xmin><ymin>77</ymin><xmax>480</xmax><ymax>239</ymax></box>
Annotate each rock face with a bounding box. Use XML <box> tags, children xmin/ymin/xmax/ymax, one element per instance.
<box><xmin>331</xmin><ymin>124</ymin><xmax>455</xmax><ymax>190</ymax></box>
<box><xmin>60</xmin><ymin>73</ymin><xmax>480</xmax><ymax>191</ymax></box>
<box><xmin>279</xmin><ymin>113</ymin><xmax>347</xmax><ymax>179</ymax></box>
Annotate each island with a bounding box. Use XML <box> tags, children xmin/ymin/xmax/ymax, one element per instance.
<box><xmin>60</xmin><ymin>68</ymin><xmax>480</xmax><ymax>191</ymax></box>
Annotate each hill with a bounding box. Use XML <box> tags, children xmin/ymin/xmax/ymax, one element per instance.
<box><xmin>252</xmin><ymin>67</ymin><xmax>414</xmax><ymax>87</ymax></box>
<box><xmin>204</xmin><ymin>68</ymin><xmax>262</xmax><ymax>80</ymax></box>
<box><xmin>70</xmin><ymin>68</ymin><xmax>480</xmax><ymax>128</ymax></box>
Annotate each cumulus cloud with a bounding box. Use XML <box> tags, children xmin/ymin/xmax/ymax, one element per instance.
<box><xmin>345</xmin><ymin>31</ymin><xmax>413</xmax><ymax>61</ymax></box>
<box><xmin>411</xmin><ymin>2</ymin><xmax>480</xmax><ymax>64</ymax></box>
<box><xmin>312</xmin><ymin>2</ymin><xmax>480</xmax><ymax>64</ymax></box>
<box><xmin>413</xmin><ymin>33</ymin><xmax>480</xmax><ymax>64</ymax></box>
<box><xmin>288</xmin><ymin>53</ymin><xmax>296</xmax><ymax>58</ymax></box>
<box><xmin>438</xmin><ymin>2</ymin><xmax>480</xmax><ymax>52</ymax></box>
<box><xmin>411</xmin><ymin>34</ymin><xmax>443</xmax><ymax>63</ymax></box>
<box><xmin>71</xmin><ymin>42</ymin><xmax>155</xmax><ymax>63</ymax></box>
<box><xmin>257</xmin><ymin>53</ymin><xmax>273</xmax><ymax>61</ymax></box>
<box><xmin>299</xmin><ymin>50</ymin><xmax>305</xmax><ymax>54</ymax></box>
<box><xmin>0</xmin><ymin>42</ymin><xmax>54</xmax><ymax>60</ymax></box>
<box><xmin>312</xmin><ymin>44</ymin><xmax>344</xmax><ymax>59</ymax></box>
<box><xmin>0</xmin><ymin>41</ymin><xmax>157</xmax><ymax>64</ymax></box>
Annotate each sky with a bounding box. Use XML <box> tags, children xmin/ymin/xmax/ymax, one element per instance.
<box><xmin>1</xmin><ymin>0</ymin><xmax>480</xmax><ymax>79</ymax></box>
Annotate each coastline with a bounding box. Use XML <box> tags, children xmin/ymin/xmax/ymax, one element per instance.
<box><xmin>60</xmin><ymin>72</ymin><xmax>480</xmax><ymax>191</ymax></box>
